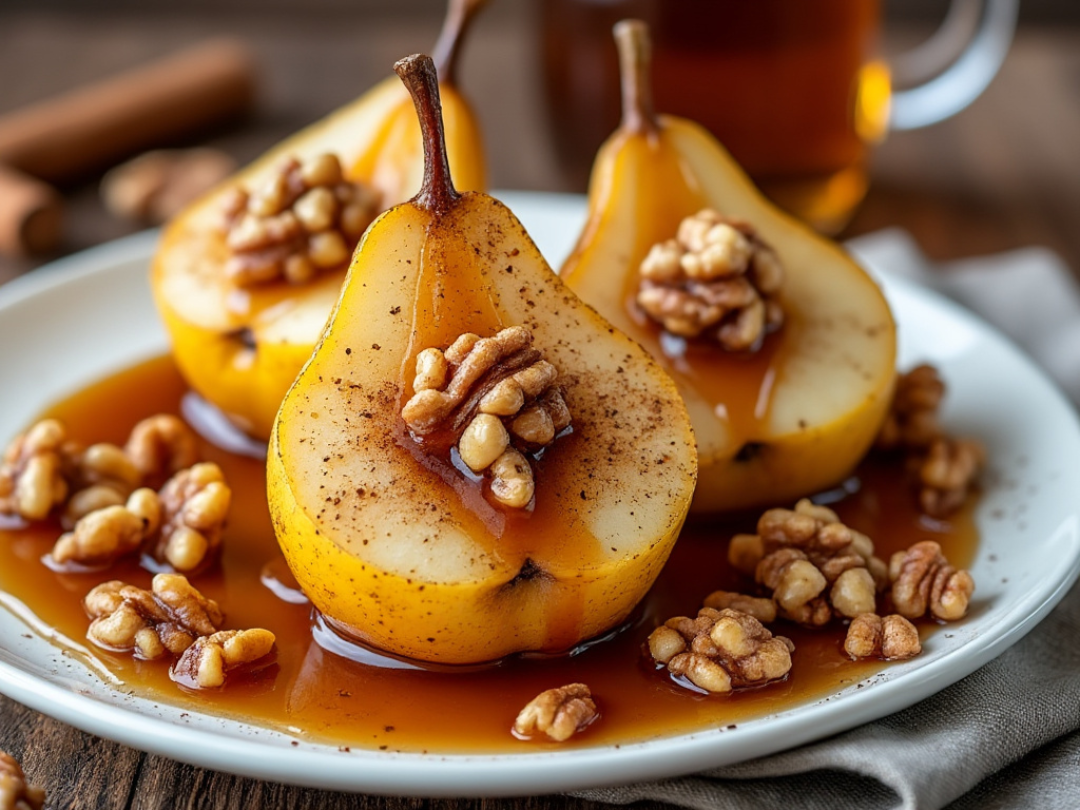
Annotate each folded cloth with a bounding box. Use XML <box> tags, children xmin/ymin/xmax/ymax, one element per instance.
<box><xmin>573</xmin><ymin>230</ymin><xmax>1080</xmax><ymax>810</ymax></box>
<box><xmin>848</xmin><ymin>228</ymin><xmax>1080</xmax><ymax>406</ymax></box>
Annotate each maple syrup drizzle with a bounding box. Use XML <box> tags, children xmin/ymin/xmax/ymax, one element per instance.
<box><xmin>0</xmin><ymin>356</ymin><xmax>978</xmax><ymax>753</ymax></box>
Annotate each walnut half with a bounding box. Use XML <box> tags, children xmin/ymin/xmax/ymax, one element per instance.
<box><xmin>890</xmin><ymin>540</ymin><xmax>975</xmax><ymax>622</ymax></box>
<box><xmin>0</xmin><ymin>751</ymin><xmax>45</xmax><ymax>810</ymax></box>
<box><xmin>513</xmin><ymin>683</ymin><xmax>598</xmax><ymax>742</ymax></box>
<box><xmin>401</xmin><ymin>326</ymin><xmax>571</xmax><ymax>509</ymax></box>
<box><xmin>50</xmin><ymin>462</ymin><xmax>231</xmax><ymax>573</ymax></box>
<box><xmin>844</xmin><ymin>613</ymin><xmax>922</xmax><ymax>661</ymax></box>
<box><xmin>648</xmin><ymin>607</ymin><xmax>794</xmax><ymax>694</ymax></box>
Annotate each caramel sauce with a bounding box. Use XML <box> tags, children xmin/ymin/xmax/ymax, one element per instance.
<box><xmin>0</xmin><ymin>356</ymin><xmax>978</xmax><ymax>753</ymax></box>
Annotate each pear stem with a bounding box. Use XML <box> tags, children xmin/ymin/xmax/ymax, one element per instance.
<box><xmin>614</xmin><ymin>19</ymin><xmax>659</xmax><ymax>136</ymax></box>
<box><xmin>432</xmin><ymin>0</ymin><xmax>489</xmax><ymax>86</ymax></box>
<box><xmin>394</xmin><ymin>54</ymin><xmax>461</xmax><ymax>213</ymax></box>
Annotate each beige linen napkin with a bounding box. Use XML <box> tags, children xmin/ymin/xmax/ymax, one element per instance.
<box><xmin>573</xmin><ymin>231</ymin><xmax>1080</xmax><ymax>810</ymax></box>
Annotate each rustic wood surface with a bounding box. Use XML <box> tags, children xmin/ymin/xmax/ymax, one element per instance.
<box><xmin>0</xmin><ymin>5</ymin><xmax>1078</xmax><ymax>807</ymax></box>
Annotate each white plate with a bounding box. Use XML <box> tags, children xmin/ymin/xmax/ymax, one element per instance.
<box><xmin>1</xmin><ymin>192</ymin><xmax>1079</xmax><ymax>797</ymax></box>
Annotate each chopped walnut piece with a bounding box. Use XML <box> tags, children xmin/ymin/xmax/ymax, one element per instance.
<box><xmin>125</xmin><ymin>415</ymin><xmax>199</xmax><ymax>483</ymax></box>
<box><xmin>756</xmin><ymin>548</ymin><xmax>832</xmax><ymax>627</ymax></box>
<box><xmin>84</xmin><ymin>574</ymin><xmax>224</xmax><ymax>660</ymax></box>
<box><xmin>0</xmin><ymin>751</ymin><xmax>45</xmax><ymax>810</ymax></box>
<box><xmin>513</xmin><ymin>683</ymin><xmax>598</xmax><ymax>742</ymax></box>
<box><xmin>844</xmin><ymin>613</ymin><xmax>921</xmax><ymax>660</ymax></box>
<box><xmin>637</xmin><ymin>210</ymin><xmax>784</xmax><ymax>351</ymax></box>
<box><xmin>0</xmin><ymin>419</ymin><xmax>71</xmax><ymax>521</ymax></box>
<box><xmin>916</xmin><ymin>437</ymin><xmax>985</xmax><ymax>519</ymax></box>
<box><xmin>876</xmin><ymin>364</ymin><xmax>986</xmax><ymax>518</ymax></box>
<box><xmin>647</xmin><ymin>607</ymin><xmax>794</xmax><ymax>694</ymax></box>
<box><xmin>151</xmin><ymin>463</ymin><xmax>232</xmax><ymax>573</ymax></box>
<box><xmin>50</xmin><ymin>488</ymin><xmax>160</xmax><ymax>568</ymax></box>
<box><xmin>876</xmin><ymin>364</ymin><xmax>945</xmax><ymax>451</ymax></box>
<box><xmin>401</xmin><ymin>326</ymin><xmax>571</xmax><ymax>509</ymax></box>
<box><xmin>171</xmin><ymin>628</ymin><xmax>276</xmax><ymax>689</ymax></box>
<box><xmin>220</xmin><ymin>154</ymin><xmax>379</xmax><ymax>287</ymax></box>
<box><xmin>890</xmin><ymin>541</ymin><xmax>975</xmax><ymax>622</ymax></box>
<box><xmin>731</xmin><ymin>499</ymin><xmax>886</xmax><ymax>626</ymax></box>
<box><xmin>702</xmin><ymin>589</ymin><xmax>777</xmax><ymax>623</ymax></box>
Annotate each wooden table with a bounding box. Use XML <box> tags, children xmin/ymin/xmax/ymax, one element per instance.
<box><xmin>1</xmin><ymin>7</ymin><xmax>1078</xmax><ymax>807</ymax></box>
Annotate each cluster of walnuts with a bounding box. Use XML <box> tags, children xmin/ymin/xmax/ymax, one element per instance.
<box><xmin>725</xmin><ymin>499</ymin><xmax>974</xmax><ymax>661</ymax></box>
<box><xmin>0</xmin><ymin>416</ymin><xmax>228</xmax><ymax>574</ymax></box>
<box><xmin>85</xmin><ymin>574</ymin><xmax>274</xmax><ymax>689</ymax></box>
<box><xmin>0</xmin><ymin>415</ymin><xmax>274</xmax><ymax>691</ymax></box>
<box><xmin>630</xmin><ymin>498</ymin><xmax>976</xmax><ymax>708</ymax></box>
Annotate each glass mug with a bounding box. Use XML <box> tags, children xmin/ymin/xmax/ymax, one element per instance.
<box><xmin>540</xmin><ymin>0</ymin><xmax>1018</xmax><ymax>233</ymax></box>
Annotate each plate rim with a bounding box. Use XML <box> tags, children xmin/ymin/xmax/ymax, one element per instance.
<box><xmin>1</xmin><ymin>192</ymin><xmax>1079</xmax><ymax>797</ymax></box>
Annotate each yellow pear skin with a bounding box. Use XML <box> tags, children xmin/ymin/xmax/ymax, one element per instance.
<box><xmin>152</xmin><ymin>0</ymin><xmax>489</xmax><ymax>440</ymax></box>
<box><xmin>268</xmin><ymin>54</ymin><xmax>696</xmax><ymax>665</ymax></box>
<box><xmin>561</xmin><ymin>22</ymin><xmax>896</xmax><ymax>513</ymax></box>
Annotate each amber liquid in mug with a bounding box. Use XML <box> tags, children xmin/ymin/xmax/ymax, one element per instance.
<box><xmin>0</xmin><ymin>356</ymin><xmax>976</xmax><ymax>752</ymax></box>
<box><xmin>542</xmin><ymin>0</ymin><xmax>889</xmax><ymax>232</ymax></box>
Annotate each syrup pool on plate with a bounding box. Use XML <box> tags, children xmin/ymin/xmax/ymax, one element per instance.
<box><xmin>0</xmin><ymin>355</ymin><xmax>977</xmax><ymax>753</ymax></box>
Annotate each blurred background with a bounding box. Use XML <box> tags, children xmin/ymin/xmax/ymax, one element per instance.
<box><xmin>0</xmin><ymin>0</ymin><xmax>1078</xmax><ymax>281</ymax></box>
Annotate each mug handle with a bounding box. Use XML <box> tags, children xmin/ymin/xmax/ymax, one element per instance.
<box><xmin>889</xmin><ymin>0</ymin><xmax>1019</xmax><ymax>131</ymax></box>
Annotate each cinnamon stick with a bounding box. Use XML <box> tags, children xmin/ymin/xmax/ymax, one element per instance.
<box><xmin>0</xmin><ymin>38</ymin><xmax>256</xmax><ymax>185</ymax></box>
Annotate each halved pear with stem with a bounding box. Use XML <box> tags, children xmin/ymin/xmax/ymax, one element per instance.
<box><xmin>561</xmin><ymin>21</ymin><xmax>896</xmax><ymax>513</ymax></box>
<box><xmin>152</xmin><ymin>0</ymin><xmax>489</xmax><ymax>440</ymax></box>
<box><xmin>267</xmin><ymin>54</ymin><xmax>696</xmax><ymax>665</ymax></box>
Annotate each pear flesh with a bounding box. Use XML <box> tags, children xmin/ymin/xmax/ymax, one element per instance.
<box><xmin>154</xmin><ymin>66</ymin><xmax>486</xmax><ymax>439</ymax></box>
<box><xmin>561</xmin><ymin>22</ymin><xmax>896</xmax><ymax>513</ymax></box>
<box><xmin>270</xmin><ymin>193</ymin><xmax>697</xmax><ymax>664</ymax></box>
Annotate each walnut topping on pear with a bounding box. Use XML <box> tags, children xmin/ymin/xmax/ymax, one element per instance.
<box><xmin>401</xmin><ymin>325</ymin><xmax>571</xmax><ymax>509</ymax></box>
<box><xmin>220</xmin><ymin>153</ymin><xmax>379</xmax><ymax>287</ymax></box>
<box><xmin>637</xmin><ymin>210</ymin><xmax>784</xmax><ymax>351</ymax></box>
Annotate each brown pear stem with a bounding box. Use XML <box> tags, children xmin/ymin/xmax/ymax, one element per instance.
<box><xmin>614</xmin><ymin>19</ymin><xmax>659</xmax><ymax>136</ymax></box>
<box><xmin>394</xmin><ymin>54</ymin><xmax>461</xmax><ymax>213</ymax></box>
<box><xmin>432</xmin><ymin>0</ymin><xmax>489</xmax><ymax>86</ymax></box>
